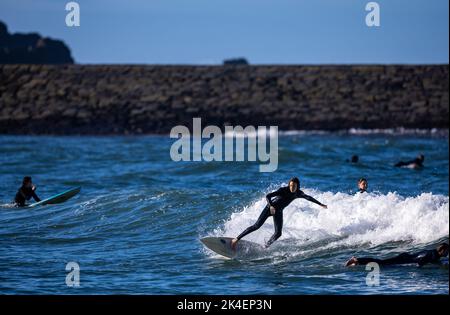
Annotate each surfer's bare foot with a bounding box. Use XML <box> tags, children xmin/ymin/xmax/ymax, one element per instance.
<box><xmin>345</xmin><ymin>257</ymin><xmax>359</xmax><ymax>267</ymax></box>
<box><xmin>231</xmin><ymin>238</ymin><xmax>238</xmax><ymax>251</ymax></box>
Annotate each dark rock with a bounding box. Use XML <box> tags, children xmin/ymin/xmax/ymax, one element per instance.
<box><xmin>223</xmin><ymin>58</ymin><xmax>249</xmax><ymax>65</ymax></box>
<box><xmin>0</xmin><ymin>20</ymin><xmax>74</xmax><ymax>64</ymax></box>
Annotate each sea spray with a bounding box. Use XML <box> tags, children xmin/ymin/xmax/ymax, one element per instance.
<box><xmin>216</xmin><ymin>190</ymin><xmax>449</xmax><ymax>249</ymax></box>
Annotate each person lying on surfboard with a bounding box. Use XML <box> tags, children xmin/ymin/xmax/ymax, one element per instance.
<box><xmin>394</xmin><ymin>154</ymin><xmax>424</xmax><ymax>169</ymax></box>
<box><xmin>231</xmin><ymin>177</ymin><xmax>327</xmax><ymax>249</ymax></box>
<box><xmin>345</xmin><ymin>243</ymin><xmax>449</xmax><ymax>267</ymax></box>
<box><xmin>14</xmin><ymin>176</ymin><xmax>41</xmax><ymax>207</ymax></box>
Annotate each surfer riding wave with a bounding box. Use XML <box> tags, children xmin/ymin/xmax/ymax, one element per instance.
<box><xmin>231</xmin><ymin>177</ymin><xmax>327</xmax><ymax>249</ymax></box>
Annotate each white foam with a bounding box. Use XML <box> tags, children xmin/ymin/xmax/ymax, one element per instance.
<box><xmin>347</xmin><ymin>127</ymin><xmax>446</xmax><ymax>136</ymax></box>
<box><xmin>216</xmin><ymin>190</ymin><xmax>449</xmax><ymax>249</ymax></box>
<box><xmin>224</xmin><ymin>128</ymin><xmax>278</xmax><ymax>138</ymax></box>
<box><xmin>0</xmin><ymin>203</ymin><xmax>16</xmax><ymax>208</ymax></box>
<box><xmin>276</xmin><ymin>128</ymin><xmax>449</xmax><ymax>137</ymax></box>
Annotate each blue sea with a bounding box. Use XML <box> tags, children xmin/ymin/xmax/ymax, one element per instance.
<box><xmin>0</xmin><ymin>130</ymin><xmax>448</xmax><ymax>294</ymax></box>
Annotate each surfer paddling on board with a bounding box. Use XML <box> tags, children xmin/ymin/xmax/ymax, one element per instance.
<box><xmin>14</xmin><ymin>176</ymin><xmax>41</xmax><ymax>207</ymax></box>
<box><xmin>394</xmin><ymin>154</ymin><xmax>424</xmax><ymax>169</ymax></box>
<box><xmin>345</xmin><ymin>243</ymin><xmax>449</xmax><ymax>267</ymax></box>
<box><xmin>231</xmin><ymin>177</ymin><xmax>327</xmax><ymax>250</ymax></box>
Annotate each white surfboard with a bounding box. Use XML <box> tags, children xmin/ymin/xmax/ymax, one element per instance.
<box><xmin>200</xmin><ymin>237</ymin><xmax>265</xmax><ymax>259</ymax></box>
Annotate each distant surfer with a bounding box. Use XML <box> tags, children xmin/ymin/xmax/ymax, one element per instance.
<box><xmin>14</xmin><ymin>176</ymin><xmax>41</xmax><ymax>207</ymax></box>
<box><xmin>395</xmin><ymin>154</ymin><xmax>424</xmax><ymax>169</ymax></box>
<box><xmin>357</xmin><ymin>178</ymin><xmax>368</xmax><ymax>193</ymax></box>
<box><xmin>346</xmin><ymin>155</ymin><xmax>359</xmax><ymax>163</ymax></box>
<box><xmin>345</xmin><ymin>243</ymin><xmax>449</xmax><ymax>267</ymax></box>
<box><xmin>231</xmin><ymin>177</ymin><xmax>327</xmax><ymax>249</ymax></box>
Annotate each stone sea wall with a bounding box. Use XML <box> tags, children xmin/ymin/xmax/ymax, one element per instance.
<box><xmin>0</xmin><ymin>64</ymin><xmax>448</xmax><ymax>134</ymax></box>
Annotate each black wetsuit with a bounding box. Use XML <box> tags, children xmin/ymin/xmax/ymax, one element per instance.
<box><xmin>395</xmin><ymin>158</ymin><xmax>424</xmax><ymax>168</ymax></box>
<box><xmin>357</xmin><ymin>249</ymin><xmax>442</xmax><ymax>267</ymax></box>
<box><xmin>14</xmin><ymin>186</ymin><xmax>40</xmax><ymax>207</ymax></box>
<box><xmin>236</xmin><ymin>187</ymin><xmax>324</xmax><ymax>247</ymax></box>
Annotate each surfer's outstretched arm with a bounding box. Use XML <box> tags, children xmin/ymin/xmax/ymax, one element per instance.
<box><xmin>345</xmin><ymin>249</ymin><xmax>447</xmax><ymax>267</ymax></box>
<box><xmin>346</xmin><ymin>257</ymin><xmax>384</xmax><ymax>266</ymax></box>
<box><xmin>346</xmin><ymin>253</ymin><xmax>415</xmax><ymax>266</ymax></box>
<box><xmin>299</xmin><ymin>191</ymin><xmax>327</xmax><ymax>208</ymax></box>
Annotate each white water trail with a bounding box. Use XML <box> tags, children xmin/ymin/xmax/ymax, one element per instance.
<box><xmin>216</xmin><ymin>190</ymin><xmax>449</xmax><ymax>251</ymax></box>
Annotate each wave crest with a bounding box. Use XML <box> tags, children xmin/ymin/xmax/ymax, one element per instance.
<box><xmin>217</xmin><ymin>190</ymin><xmax>449</xmax><ymax>249</ymax></box>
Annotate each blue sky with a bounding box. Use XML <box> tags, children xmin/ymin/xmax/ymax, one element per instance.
<box><xmin>0</xmin><ymin>0</ymin><xmax>448</xmax><ymax>64</ymax></box>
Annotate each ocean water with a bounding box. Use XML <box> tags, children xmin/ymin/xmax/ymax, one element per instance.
<box><xmin>0</xmin><ymin>131</ymin><xmax>448</xmax><ymax>294</ymax></box>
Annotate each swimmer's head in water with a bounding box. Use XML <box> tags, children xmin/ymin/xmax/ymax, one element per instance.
<box><xmin>289</xmin><ymin>177</ymin><xmax>300</xmax><ymax>192</ymax></box>
<box><xmin>22</xmin><ymin>176</ymin><xmax>32</xmax><ymax>188</ymax></box>
<box><xmin>437</xmin><ymin>243</ymin><xmax>449</xmax><ymax>257</ymax></box>
<box><xmin>358</xmin><ymin>178</ymin><xmax>368</xmax><ymax>192</ymax></box>
<box><xmin>351</xmin><ymin>155</ymin><xmax>359</xmax><ymax>163</ymax></box>
<box><xmin>418</xmin><ymin>154</ymin><xmax>425</xmax><ymax>162</ymax></box>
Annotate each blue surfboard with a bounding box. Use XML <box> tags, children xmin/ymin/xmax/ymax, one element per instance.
<box><xmin>27</xmin><ymin>187</ymin><xmax>81</xmax><ymax>208</ymax></box>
